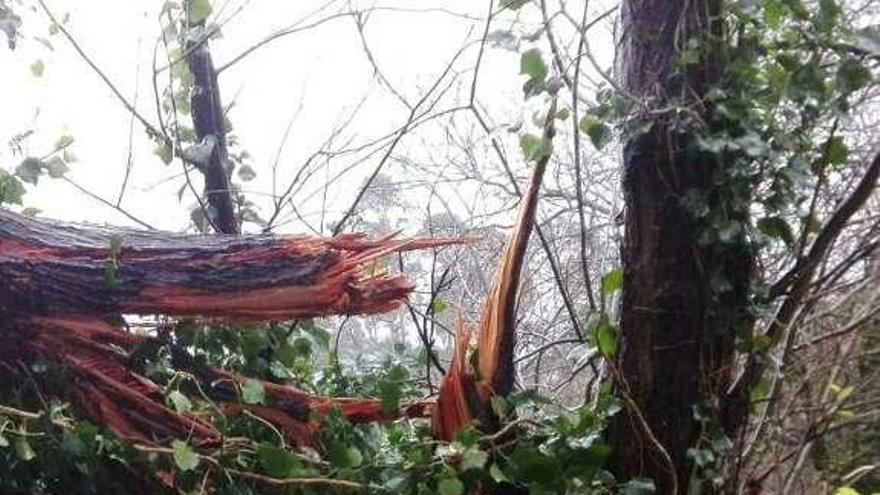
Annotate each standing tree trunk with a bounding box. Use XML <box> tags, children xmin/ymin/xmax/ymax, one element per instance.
<box><xmin>185</xmin><ymin>6</ymin><xmax>239</xmax><ymax>234</ymax></box>
<box><xmin>607</xmin><ymin>1</ymin><xmax>753</xmax><ymax>493</ymax></box>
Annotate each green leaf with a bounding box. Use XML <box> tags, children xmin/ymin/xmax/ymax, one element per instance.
<box><xmin>596</xmin><ymin>318</ymin><xmax>617</xmax><ymax>357</ymax></box>
<box><xmin>837</xmin><ymin>59</ymin><xmax>872</xmax><ymax>93</ymax></box>
<box><xmin>241</xmin><ymin>378</ymin><xmax>265</xmax><ymax>405</ymax></box>
<box><xmin>461</xmin><ymin>447</ymin><xmax>488</xmax><ymax>470</ymax></box>
<box><xmin>489</xmin><ymin>463</ymin><xmax>508</xmax><ymax>482</ymax></box>
<box><xmin>154</xmin><ymin>139</ymin><xmax>173</xmax><ymax>165</ymax></box>
<box><xmin>0</xmin><ymin>170</ymin><xmax>26</xmax><ymax>205</ymax></box>
<box><xmin>431</xmin><ymin>297</ymin><xmax>449</xmax><ymax>314</ymax></box>
<box><xmin>292</xmin><ymin>337</ymin><xmax>312</xmax><ymax>358</ymax></box>
<box><xmin>519</xmin><ymin>48</ymin><xmax>547</xmax><ymax>97</ymax></box>
<box><xmin>329</xmin><ymin>441</ymin><xmax>363</xmax><ymax>468</ymax></box>
<box><xmin>817</xmin><ymin>0</ymin><xmax>841</xmax><ymax>31</ymax></box>
<box><xmin>519</xmin><ymin>133</ymin><xmax>553</xmax><ymax>162</ymax></box>
<box><xmin>578</xmin><ymin>114</ymin><xmax>612</xmax><ymax>150</ymax></box>
<box><xmin>30</xmin><ymin>59</ymin><xmax>44</xmax><ymax>77</ymax></box>
<box><xmin>762</xmin><ymin>0</ymin><xmax>785</xmax><ymax>28</ymax></box>
<box><xmin>832</xmin><ymin>487</ymin><xmax>861</xmax><ymax>495</ymax></box>
<box><xmin>0</xmin><ymin>433</ymin><xmax>8</xmax><ymax>448</ymax></box>
<box><xmin>600</xmin><ymin>268</ymin><xmax>623</xmax><ymax>295</ymax></box>
<box><xmin>438</xmin><ymin>476</ymin><xmax>464</xmax><ymax>495</ymax></box>
<box><xmin>167</xmin><ymin>390</ymin><xmax>192</xmax><ymax>413</ymax></box>
<box><xmin>15</xmin><ymin>157</ymin><xmax>43</xmax><ymax>185</ymax></box>
<box><xmin>258</xmin><ymin>442</ymin><xmax>301</xmax><ymax>478</ymax></box>
<box><xmin>187</xmin><ymin>0</ymin><xmax>212</xmax><ymax>24</ymax></box>
<box><xmin>172</xmin><ymin>439</ymin><xmax>199</xmax><ymax>471</ymax></box>
<box><xmin>237</xmin><ymin>164</ymin><xmax>256</xmax><ymax>182</ymax></box>
<box><xmin>686</xmin><ymin>447</ymin><xmax>715</xmax><ymax>467</ymax></box>
<box><xmin>378</xmin><ymin>365</ymin><xmax>408</xmax><ymax>413</ymax></box>
<box><xmin>824</xmin><ymin>136</ymin><xmax>848</xmax><ymax>165</ymax></box>
<box><xmin>45</xmin><ymin>156</ymin><xmax>68</xmax><ymax>178</ymax></box>
<box><xmin>14</xmin><ymin>436</ymin><xmax>35</xmax><ymax>461</ymax></box>
<box><xmin>54</xmin><ymin>134</ymin><xmax>75</xmax><ymax>149</ymax></box>
<box><xmin>757</xmin><ymin>217</ymin><xmax>794</xmax><ymax>246</ymax></box>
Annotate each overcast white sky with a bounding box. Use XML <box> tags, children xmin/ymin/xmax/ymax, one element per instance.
<box><xmin>1</xmin><ymin>0</ymin><xmax>615</xmax><ymax>234</ymax></box>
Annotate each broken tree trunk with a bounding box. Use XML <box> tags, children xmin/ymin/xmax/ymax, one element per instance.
<box><xmin>432</xmin><ymin>99</ymin><xmax>556</xmax><ymax>441</ymax></box>
<box><xmin>0</xmin><ymin>208</ymin><xmax>453</xmax><ymax>320</ymax></box>
<box><xmin>0</xmin><ymin>207</ymin><xmax>455</xmax><ymax>445</ymax></box>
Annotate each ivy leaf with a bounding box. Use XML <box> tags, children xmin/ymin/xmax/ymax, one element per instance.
<box><xmin>187</xmin><ymin>0</ymin><xmax>212</xmax><ymax>24</ymax></box>
<box><xmin>600</xmin><ymin>268</ymin><xmax>623</xmax><ymax>295</ymax></box>
<box><xmin>258</xmin><ymin>442</ymin><xmax>301</xmax><ymax>478</ymax></box>
<box><xmin>519</xmin><ymin>133</ymin><xmax>553</xmax><ymax>162</ymax></box>
<box><xmin>578</xmin><ymin>114</ymin><xmax>612</xmax><ymax>150</ymax></box>
<box><xmin>0</xmin><ymin>170</ymin><xmax>26</xmax><ymax>205</ymax></box>
<box><xmin>596</xmin><ymin>318</ymin><xmax>617</xmax><ymax>357</ymax></box>
<box><xmin>171</xmin><ymin>439</ymin><xmax>199</xmax><ymax>471</ymax></box>
<box><xmin>54</xmin><ymin>134</ymin><xmax>75</xmax><ymax>149</ymax></box>
<box><xmin>824</xmin><ymin>136</ymin><xmax>848</xmax><ymax>165</ymax></box>
<box><xmin>837</xmin><ymin>59</ymin><xmax>872</xmax><ymax>93</ymax></box>
<box><xmin>237</xmin><ymin>164</ymin><xmax>256</xmax><ymax>181</ymax></box>
<box><xmin>329</xmin><ymin>441</ymin><xmax>363</xmax><ymax>468</ymax></box>
<box><xmin>15</xmin><ymin>157</ymin><xmax>43</xmax><ymax>185</ymax></box>
<box><xmin>45</xmin><ymin>156</ymin><xmax>68</xmax><ymax>179</ymax></box>
<box><xmin>241</xmin><ymin>378</ymin><xmax>265</xmax><ymax>405</ymax></box>
<box><xmin>430</xmin><ymin>298</ymin><xmax>448</xmax><ymax>314</ymax></box>
<box><xmin>686</xmin><ymin>447</ymin><xmax>715</xmax><ymax>467</ymax></box>
<box><xmin>14</xmin><ymin>436</ymin><xmax>35</xmax><ymax>461</ymax></box>
<box><xmin>378</xmin><ymin>365</ymin><xmax>408</xmax><ymax>413</ymax></box>
<box><xmin>438</xmin><ymin>476</ymin><xmax>464</xmax><ymax>495</ymax></box>
<box><xmin>167</xmin><ymin>390</ymin><xmax>192</xmax><ymax>413</ymax></box>
<box><xmin>30</xmin><ymin>59</ymin><xmax>44</xmax><ymax>77</ymax></box>
<box><xmin>757</xmin><ymin>217</ymin><xmax>794</xmax><ymax>246</ymax></box>
<box><xmin>489</xmin><ymin>463</ymin><xmax>508</xmax><ymax>482</ymax></box>
<box><xmin>461</xmin><ymin>447</ymin><xmax>489</xmax><ymax>471</ymax></box>
<box><xmin>816</xmin><ymin>0</ymin><xmax>841</xmax><ymax>31</ymax></box>
<box><xmin>520</xmin><ymin>48</ymin><xmax>547</xmax><ymax>97</ymax></box>
<box><xmin>154</xmin><ymin>139</ymin><xmax>173</xmax><ymax>165</ymax></box>
<box><xmin>762</xmin><ymin>0</ymin><xmax>785</xmax><ymax>28</ymax></box>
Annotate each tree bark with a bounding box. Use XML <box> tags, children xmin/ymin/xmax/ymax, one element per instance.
<box><xmin>607</xmin><ymin>1</ymin><xmax>752</xmax><ymax>492</ymax></box>
<box><xmin>186</xmin><ymin>14</ymin><xmax>238</xmax><ymax>234</ymax></box>
<box><xmin>0</xmin><ymin>208</ymin><xmax>456</xmax><ymax>321</ymax></box>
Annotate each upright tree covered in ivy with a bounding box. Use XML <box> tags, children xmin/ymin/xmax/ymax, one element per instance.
<box><xmin>607</xmin><ymin>1</ymin><xmax>751</xmax><ymax>492</ymax></box>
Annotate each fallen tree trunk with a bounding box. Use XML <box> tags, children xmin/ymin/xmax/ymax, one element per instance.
<box><xmin>0</xmin><ymin>207</ymin><xmax>455</xmax><ymax>445</ymax></box>
<box><xmin>0</xmin><ymin>208</ymin><xmax>456</xmax><ymax>320</ymax></box>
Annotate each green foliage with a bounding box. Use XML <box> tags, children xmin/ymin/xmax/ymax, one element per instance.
<box><xmin>186</xmin><ymin>0</ymin><xmax>212</xmax><ymax>24</ymax></box>
<box><xmin>520</xmin><ymin>48</ymin><xmax>548</xmax><ymax>97</ymax></box>
<box><xmin>257</xmin><ymin>442</ymin><xmax>301</xmax><ymax>478</ymax></box>
<box><xmin>519</xmin><ymin>133</ymin><xmax>553</xmax><ymax>162</ymax></box>
<box><xmin>171</xmin><ymin>439</ymin><xmax>199</xmax><ymax>471</ymax></box>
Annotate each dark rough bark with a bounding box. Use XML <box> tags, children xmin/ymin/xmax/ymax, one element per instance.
<box><xmin>186</xmin><ymin>23</ymin><xmax>238</xmax><ymax>234</ymax></box>
<box><xmin>607</xmin><ymin>1</ymin><xmax>752</xmax><ymax>493</ymax></box>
